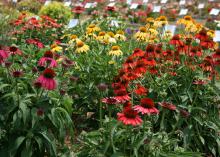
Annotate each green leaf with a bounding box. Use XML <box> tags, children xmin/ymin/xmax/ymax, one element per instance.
<box><xmin>38</xmin><ymin>132</ymin><xmax>57</xmax><ymax>157</ymax></box>
<box><xmin>10</xmin><ymin>136</ymin><xmax>26</xmax><ymax>157</ymax></box>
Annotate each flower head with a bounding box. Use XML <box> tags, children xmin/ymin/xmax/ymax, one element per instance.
<box><xmin>117</xmin><ymin>107</ymin><xmax>142</xmax><ymax>126</ymax></box>
<box><xmin>37</xmin><ymin>68</ymin><xmax>57</xmax><ymax>90</ymax></box>
<box><xmin>134</xmin><ymin>98</ymin><xmax>159</xmax><ymax>115</ymax></box>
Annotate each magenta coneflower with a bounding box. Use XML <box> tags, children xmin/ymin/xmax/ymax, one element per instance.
<box><xmin>37</xmin><ymin>68</ymin><xmax>57</xmax><ymax>90</ymax></box>
<box><xmin>134</xmin><ymin>98</ymin><xmax>159</xmax><ymax>115</ymax></box>
<box><xmin>117</xmin><ymin>107</ymin><xmax>142</xmax><ymax>126</ymax></box>
<box><xmin>0</xmin><ymin>50</ymin><xmax>9</xmax><ymax>64</ymax></box>
<box><xmin>12</xmin><ymin>69</ymin><xmax>23</xmax><ymax>78</ymax></box>
<box><xmin>8</xmin><ymin>46</ymin><xmax>22</xmax><ymax>55</ymax></box>
<box><xmin>38</xmin><ymin>51</ymin><xmax>57</xmax><ymax>68</ymax></box>
<box><xmin>158</xmin><ymin>102</ymin><xmax>176</xmax><ymax>111</ymax></box>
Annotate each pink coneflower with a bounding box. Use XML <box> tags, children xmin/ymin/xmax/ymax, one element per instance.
<box><xmin>26</xmin><ymin>38</ymin><xmax>44</xmax><ymax>48</ymax></box>
<box><xmin>101</xmin><ymin>97</ymin><xmax>120</xmax><ymax>104</ymax></box>
<box><xmin>12</xmin><ymin>69</ymin><xmax>23</xmax><ymax>78</ymax></box>
<box><xmin>38</xmin><ymin>51</ymin><xmax>57</xmax><ymax>68</ymax></box>
<box><xmin>158</xmin><ymin>102</ymin><xmax>176</xmax><ymax>111</ymax></box>
<box><xmin>0</xmin><ymin>50</ymin><xmax>9</xmax><ymax>64</ymax></box>
<box><xmin>117</xmin><ymin>107</ymin><xmax>142</xmax><ymax>126</ymax></box>
<box><xmin>193</xmin><ymin>79</ymin><xmax>208</xmax><ymax>85</ymax></box>
<box><xmin>8</xmin><ymin>46</ymin><xmax>22</xmax><ymax>55</ymax></box>
<box><xmin>37</xmin><ymin>68</ymin><xmax>57</xmax><ymax>90</ymax></box>
<box><xmin>134</xmin><ymin>98</ymin><xmax>159</xmax><ymax>115</ymax></box>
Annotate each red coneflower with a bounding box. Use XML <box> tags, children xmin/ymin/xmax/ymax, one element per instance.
<box><xmin>123</xmin><ymin>56</ymin><xmax>136</xmax><ymax>68</ymax></box>
<box><xmin>169</xmin><ymin>35</ymin><xmax>184</xmax><ymax>46</ymax></box>
<box><xmin>72</xmin><ymin>6</ymin><xmax>85</xmax><ymax>14</ymax></box>
<box><xmin>145</xmin><ymin>44</ymin><xmax>155</xmax><ymax>57</ymax></box>
<box><xmin>134</xmin><ymin>84</ymin><xmax>148</xmax><ymax>95</ymax></box>
<box><xmin>131</xmin><ymin>48</ymin><xmax>145</xmax><ymax>58</ymax></box>
<box><xmin>134</xmin><ymin>98</ymin><xmax>159</xmax><ymax>115</ymax></box>
<box><xmin>201</xmin><ymin>56</ymin><xmax>214</xmax><ymax>72</ymax></box>
<box><xmin>0</xmin><ymin>50</ymin><xmax>9</xmax><ymax>64</ymax></box>
<box><xmin>158</xmin><ymin>102</ymin><xmax>176</xmax><ymax>111</ymax></box>
<box><xmin>38</xmin><ymin>51</ymin><xmax>57</xmax><ymax>68</ymax></box>
<box><xmin>26</xmin><ymin>38</ymin><xmax>44</xmax><ymax>48</ymax></box>
<box><xmin>134</xmin><ymin>60</ymin><xmax>147</xmax><ymax>75</ymax></box>
<box><xmin>212</xmin><ymin>48</ymin><xmax>220</xmax><ymax>59</ymax></box>
<box><xmin>117</xmin><ymin>107</ymin><xmax>142</xmax><ymax>126</ymax></box>
<box><xmin>200</xmin><ymin>38</ymin><xmax>214</xmax><ymax>49</ymax></box>
<box><xmin>114</xmin><ymin>89</ymin><xmax>130</xmax><ymax>103</ymax></box>
<box><xmin>189</xmin><ymin>46</ymin><xmax>202</xmax><ymax>57</ymax></box>
<box><xmin>37</xmin><ymin>68</ymin><xmax>57</xmax><ymax>90</ymax></box>
<box><xmin>195</xmin><ymin>29</ymin><xmax>208</xmax><ymax>41</ymax></box>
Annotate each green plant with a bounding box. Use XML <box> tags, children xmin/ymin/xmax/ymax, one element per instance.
<box><xmin>17</xmin><ymin>0</ymin><xmax>43</xmax><ymax>14</ymax></box>
<box><xmin>39</xmin><ymin>2</ymin><xmax>72</xmax><ymax>24</ymax></box>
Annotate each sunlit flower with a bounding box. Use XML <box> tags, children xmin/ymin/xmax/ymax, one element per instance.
<box><xmin>117</xmin><ymin>107</ymin><xmax>142</xmax><ymax>126</ymax></box>
<box><xmin>134</xmin><ymin>98</ymin><xmax>159</xmax><ymax>115</ymax></box>
<box><xmin>37</xmin><ymin>68</ymin><xmax>57</xmax><ymax>90</ymax></box>
<box><xmin>108</xmin><ymin>46</ymin><xmax>123</xmax><ymax>56</ymax></box>
<box><xmin>134</xmin><ymin>27</ymin><xmax>147</xmax><ymax>41</ymax></box>
<box><xmin>86</xmin><ymin>24</ymin><xmax>101</xmax><ymax>34</ymax></box>
<box><xmin>96</xmin><ymin>31</ymin><xmax>109</xmax><ymax>42</ymax></box>
<box><xmin>68</xmin><ymin>35</ymin><xmax>79</xmax><ymax>44</ymax></box>
<box><xmin>107</xmin><ymin>32</ymin><xmax>116</xmax><ymax>43</ymax></box>
<box><xmin>75</xmin><ymin>40</ymin><xmax>89</xmax><ymax>53</ymax></box>
<box><xmin>114</xmin><ymin>30</ymin><xmax>126</xmax><ymax>41</ymax></box>
<box><xmin>51</xmin><ymin>44</ymin><xmax>62</xmax><ymax>53</ymax></box>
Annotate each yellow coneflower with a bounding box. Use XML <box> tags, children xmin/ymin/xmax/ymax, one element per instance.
<box><xmin>86</xmin><ymin>24</ymin><xmax>101</xmax><ymax>34</ymax></box>
<box><xmin>108</xmin><ymin>60</ymin><xmax>116</xmax><ymax>64</ymax></box>
<box><xmin>114</xmin><ymin>30</ymin><xmax>126</xmax><ymax>41</ymax></box>
<box><xmin>184</xmin><ymin>15</ymin><xmax>193</xmax><ymax>21</ymax></box>
<box><xmin>107</xmin><ymin>32</ymin><xmax>116</xmax><ymax>43</ymax></box>
<box><xmin>51</xmin><ymin>44</ymin><xmax>62</xmax><ymax>53</ymax></box>
<box><xmin>108</xmin><ymin>46</ymin><xmax>123</xmax><ymax>56</ymax></box>
<box><xmin>177</xmin><ymin>15</ymin><xmax>194</xmax><ymax>26</ymax></box>
<box><xmin>134</xmin><ymin>27</ymin><xmax>148</xmax><ymax>41</ymax></box>
<box><xmin>146</xmin><ymin>17</ymin><xmax>154</xmax><ymax>24</ymax></box>
<box><xmin>149</xmin><ymin>28</ymin><xmax>158</xmax><ymax>36</ymax></box>
<box><xmin>155</xmin><ymin>16</ymin><xmax>168</xmax><ymax>27</ymax></box>
<box><xmin>163</xmin><ymin>30</ymin><xmax>173</xmax><ymax>39</ymax></box>
<box><xmin>60</xmin><ymin>34</ymin><xmax>71</xmax><ymax>39</ymax></box>
<box><xmin>96</xmin><ymin>31</ymin><xmax>109</xmax><ymax>42</ymax></box>
<box><xmin>75</xmin><ymin>40</ymin><xmax>89</xmax><ymax>53</ymax></box>
<box><xmin>207</xmin><ymin>30</ymin><xmax>215</xmax><ymax>38</ymax></box>
<box><xmin>185</xmin><ymin>22</ymin><xmax>197</xmax><ymax>33</ymax></box>
<box><xmin>68</xmin><ymin>34</ymin><xmax>79</xmax><ymax>44</ymax></box>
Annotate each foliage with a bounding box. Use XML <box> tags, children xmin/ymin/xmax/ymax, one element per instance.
<box><xmin>39</xmin><ymin>2</ymin><xmax>72</xmax><ymax>24</ymax></box>
<box><xmin>17</xmin><ymin>0</ymin><xmax>43</xmax><ymax>14</ymax></box>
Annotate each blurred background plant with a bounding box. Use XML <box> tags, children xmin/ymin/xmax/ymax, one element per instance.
<box><xmin>39</xmin><ymin>1</ymin><xmax>72</xmax><ymax>24</ymax></box>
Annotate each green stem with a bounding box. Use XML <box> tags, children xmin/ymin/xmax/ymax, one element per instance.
<box><xmin>160</xmin><ymin>109</ymin><xmax>166</xmax><ymax>131</ymax></box>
